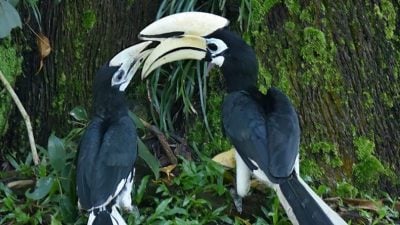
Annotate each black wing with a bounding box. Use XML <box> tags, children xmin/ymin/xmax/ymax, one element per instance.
<box><xmin>222</xmin><ymin>88</ymin><xmax>299</xmax><ymax>182</ymax></box>
<box><xmin>76</xmin><ymin>116</ymin><xmax>103</xmax><ymax>209</ymax></box>
<box><xmin>76</xmin><ymin>115</ymin><xmax>137</xmax><ymax>209</ymax></box>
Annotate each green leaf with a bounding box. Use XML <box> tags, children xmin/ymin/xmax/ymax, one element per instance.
<box><xmin>0</xmin><ymin>0</ymin><xmax>22</xmax><ymax>38</ymax></box>
<box><xmin>137</xmin><ymin>138</ymin><xmax>160</xmax><ymax>179</ymax></box>
<box><xmin>47</xmin><ymin>133</ymin><xmax>66</xmax><ymax>173</ymax></box>
<box><xmin>135</xmin><ymin>175</ymin><xmax>149</xmax><ymax>204</ymax></box>
<box><xmin>129</xmin><ymin>111</ymin><xmax>144</xmax><ymax>130</ymax></box>
<box><xmin>51</xmin><ymin>215</ymin><xmax>62</xmax><ymax>225</ymax></box>
<box><xmin>25</xmin><ymin>176</ymin><xmax>54</xmax><ymax>200</ymax></box>
<box><xmin>69</xmin><ymin>106</ymin><xmax>88</xmax><ymax>122</ymax></box>
<box><xmin>154</xmin><ymin>198</ymin><xmax>172</xmax><ymax>215</ymax></box>
<box><xmin>58</xmin><ymin>194</ymin><xmax>76</xmax><ymax>223</ymax></box>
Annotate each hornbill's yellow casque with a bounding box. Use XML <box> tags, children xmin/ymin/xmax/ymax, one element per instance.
<box><xmin>76</xmin><ymin>42</ymin><xmax>152</xmax><ymax>225</ymax></box>
<box><xmin>138</xmin><ymin>12</ymin><xmax>347</xmax><ymax>225</ymax></box>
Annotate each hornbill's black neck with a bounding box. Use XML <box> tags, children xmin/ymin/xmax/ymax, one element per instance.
<box><xmin>209</xmin><ymin>29</ymin><xmax>259</xmax><ymax>93</ymax></box>
<box><xmin>92</xmin><ymin>65</ymin><xmax>129</xmax><ymax>120</ymax></box>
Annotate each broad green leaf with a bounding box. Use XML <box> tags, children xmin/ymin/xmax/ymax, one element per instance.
<box><xmin>0</xmin><ymin>0</ymin><xmax>22</xmax><ymax>38</ymax></box>
<box><xmin>137</xmin><ymin>138</ymin><xmax>160</xmax><ymax>179</ymax></box>
<box><xmin>25</xmin><ymin>176</ymin><xmax>54</xmax><ymax>200</ymax></box>
<box><xmin>47</xmin><ymin>134</ymin><xmax>66</xmax><ymax>173</ymax></box>
<box><xmin>69</xmin><ymin>106</ymin><xmax>88</xmax><ymax>122</ymax></box>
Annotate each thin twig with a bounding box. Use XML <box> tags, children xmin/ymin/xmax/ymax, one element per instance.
<box><xmin>139</xmin><ymin>118</ymin><xmax>178</xmax><ymax>164</ymax></box>
<box><xmin>0</xmin><ymin>70</ymin><xmax>39</xmax><ymax>165</ymax></box>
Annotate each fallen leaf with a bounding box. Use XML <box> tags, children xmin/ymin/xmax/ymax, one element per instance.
<box><xmin>343</xmin><ymin>198</ymin><xmax>383</xmax><ymax>212</ymax></box>
<box><xmin>212</xmin><ymin>148</ymin><xmax>236</xmax><ymax>168</ymax></box>
<box><xmin>160</xmin><ymin>164</ymin><xmax>176</xmax><ymax>180</ymax></box>
<box><xmin>250</xmin><ymin>179</ymin><xmax>267</xmax><ymax>193</ymax></box>
<box><xmin>36</xmin><ymin>33</ymin><xmax>51</xmax><ymax>74</ymax></box>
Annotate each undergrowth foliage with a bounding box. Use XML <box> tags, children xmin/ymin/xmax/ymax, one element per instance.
<box><xmin>1</xmin><ymin>0</ymin><xmax>400</xmax><ymax>225</ymax></box>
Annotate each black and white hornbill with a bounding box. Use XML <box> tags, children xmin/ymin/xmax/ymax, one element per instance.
<box><xmin>138</xmin><ymin>12</ymin><xmax>347</xmax><ymax>225</ymax></box>
<box><xmin>76</xmin><ymin>41</ymin><xmax>152</xmax><ymax>225</ymax></box>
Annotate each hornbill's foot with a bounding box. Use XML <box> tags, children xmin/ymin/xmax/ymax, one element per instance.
<box><xmin>230</xmin><ymin>187</ymin><xmax>243</xmax><ymax>213</ymax></box>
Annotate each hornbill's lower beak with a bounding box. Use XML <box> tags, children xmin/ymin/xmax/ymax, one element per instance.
<box><xmin>141</xmin><ymin>35</ymin><xmax>207</xmax><ymax>78</ymax></box>
<box><xmin>110</xmin><ymin>41</ymin><xmax>153</xmax><ymax>90</ymax></box>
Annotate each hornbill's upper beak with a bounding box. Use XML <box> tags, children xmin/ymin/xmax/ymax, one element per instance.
<box><xmin>109</xmin><ymin>41</ymin><xmax>153</xmax><ymax>91</ymax></box>
<box><xmin>138</xmin><ymin>12</ymin><xmax>229</xmax><ymax>78</ymax></box>
<box><xmin>138</xmin><ymin>12</ymin><xmax>229</xmax><ymax>41</ymax></box>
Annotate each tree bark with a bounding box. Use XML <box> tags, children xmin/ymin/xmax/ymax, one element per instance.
<box><xmin>2</xmin><ymin>0</ymin><xmax>160</xmax><ymax>150</ymax></box>
<box><xmin>257</xmin><ymin>0</ymin><xmax>399</xmax><ymax>194</ymax></box>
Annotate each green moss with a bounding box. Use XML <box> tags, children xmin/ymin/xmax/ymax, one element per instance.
<box><xmin>374</xmin><ymin>0</ymin><xmax>397</xmax><ymax>40</ymax></box>
<box><xmin>362</xmin><ymin>91</ymin><xmax>374</xmax><ymax>109</ymax></box>
<box><xmin>309</xmin><ymin>140</ymin><xmax>343</xmax><ymax>168</ymax></box>
<box><xmin>257</xmin><ymin>62</ymin><xmax>272</xmax><ymax>94</ymax></box>
<box><xmin>284</xmin><ymin>0</ymin><xmax>301</xmax><ymax>15</ymax></box>
<box><xmin>336</xmin><ymin>180</ymin><xmax>359</xmax><ymax>198</ymax></box>
<box><xmin>300</xmin><ymin>158</ymin><xmax>324</xmax><ymax>179</ymax></box>
<box><xmin>250</xmin><ymin>0</ymin><xmax>280</xmax><ymax>29</ymax></box>
<box><xmin>300</xmin><ymin>27</ymin><xmax>344</xmax><ymax>94</ymax></box>
<box><xmin>299</xmin><ymin>7</ymin><xmax>313</xmax><ymax>24</ymax></box>
<box><xmin>352</xmin><ymin>137</ymin><xmax>386</xmax><ymax>190</ymax></box>
<box><xmin>0</xmin><ymin>39</ymin><xmax>22</xmax><ymax>136</ymax></box>
<box><xmin>82</xmin><ymin>10</ymin><xmax>96</xmax><ymax>30</ymax></box>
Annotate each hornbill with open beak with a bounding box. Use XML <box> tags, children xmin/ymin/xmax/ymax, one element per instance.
<box><xmin>76</xmin><ymin>41</ymin><xmax>152</xmax><ymax>225</ymax></box>
<box><xmin>138</xmin><ymin>12</ymin><xmax>347</xmax><ymax>225</ymax></box>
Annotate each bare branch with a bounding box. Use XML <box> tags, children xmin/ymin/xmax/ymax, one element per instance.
<box><xmin>139</xmin><ymin>118</ymin><xmax>178</xmax><ymax>165</ymax></box>
<box><xmin>0</xmin><ymin>70</ymin><xmax>40</xmax><ymax>165</ymax></box>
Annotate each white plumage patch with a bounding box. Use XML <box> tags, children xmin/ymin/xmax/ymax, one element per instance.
<box><xmin>235</xmin><ymin>151</ymin><xmax>251</xmax><ymax>197</ymax></box>
<box><xmin>116</xmin><ymin>169</ymin><xmax>135</xmax><ymax>211</ymax></box>
<box><xmin>85</xmin><ymin>169</ymin><xmax>136</xmax><ymax>225</ymax></box>
<box><xmin>84</xmin><ymin>169</ymin><xmax>134</xmax><ymax>212</ymax></box>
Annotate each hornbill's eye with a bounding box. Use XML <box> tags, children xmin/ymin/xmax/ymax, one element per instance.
<box><xmin>116</xmin><ymin>71</ymin><xmax>124</xmax><ymax>80</ymax></box>
<box><xmin>206</xmin><ymin>38</ymin><xmax>228</xmax><ymax>57</ymax></box>
<box><xmin>207</xmin><ymin>43</ymin><xmax>218</xmax><ymax>51</ymax></box>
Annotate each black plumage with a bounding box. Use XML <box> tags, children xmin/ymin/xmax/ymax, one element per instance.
<box><xmin>137</xmin><ymin>12</ymin><xmax>347</xmax><ymax>224</ymax></box>
<box><xmin>76</xmin><ymin>65</ymin><xmax>137</xmax><ymax>225</ymax></box>
<box><xmin>210</xmin><ymin>28</ymin><xmax>345</xmax><ymax>225</ymax></box>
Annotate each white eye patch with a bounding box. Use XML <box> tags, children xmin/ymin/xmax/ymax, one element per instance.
<box><xmin>206</xmin><ymin>38</ymin><xmax>228</xmax><ymax>57</ymax></box>
<box><xmin>111</xmin><ymin>68</ymin><xmax>129</xmax><ymax>91</ymax></box>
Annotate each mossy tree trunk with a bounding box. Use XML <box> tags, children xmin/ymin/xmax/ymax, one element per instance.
<box><xmin>1</xmin><ymin>0</ymin><xmax>159</xmax><ymax>152</ymax></box>
<box><xmin>253</xmin><ymin>0</ymin><xmax>399</xmax><ymax>194</ymax></box>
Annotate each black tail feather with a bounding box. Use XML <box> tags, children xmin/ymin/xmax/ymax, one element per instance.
<box><xmin>92</xmin><ymin>210</ymin><xmax>113</xmax><ymax>225</ymax></box>
<box><xmin>278</xmin><ymin>175</ymin><xmax>335</xmax><ymax>225</ymax></box>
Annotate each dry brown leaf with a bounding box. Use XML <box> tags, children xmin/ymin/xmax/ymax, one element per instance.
<box><xmin>212</xmin><ymin>148</ymin><xmax>236</xmax><ymax>168</ymax></box>
<box><xmin>160</xmin><ymin>164</ymin><xmax>177</xmax><ymax>180</ymax></box>
<box><xmin>343</xmin><ymin>198</ymin><xmax>383</xmax><ymax>212</ymax></box>
<box><xmin>250</xmin><ymin>179</ymin><xmax>268</xmax><ymax>193</ymax></box>
<box><xmin>36</xmin><ymin>33</ymin><xmax>51</xmax><ymax>74</ymax></box>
